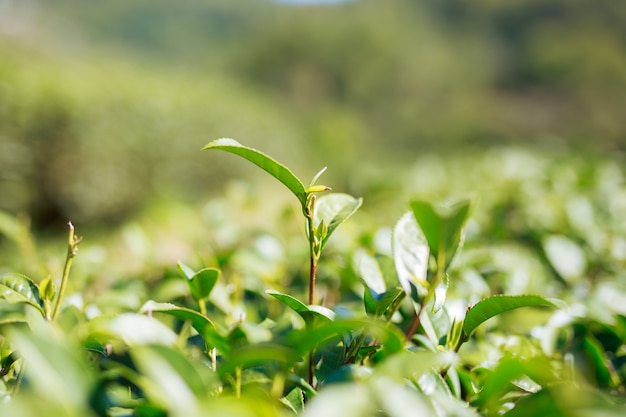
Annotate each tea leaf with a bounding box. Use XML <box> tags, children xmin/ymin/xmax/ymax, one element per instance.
<box><xmin>0</xmin><ymin>272</ymin><xmax>45</xmax><ymax>316</ymax></box>
<box><xmin>392</xmin><ymin>212</ymin><xmax>430</xmax><ymax>304</ymax></box>
<box><xmin>139</xmin><ymin>300</ymin><xmax>228</xmax><ymax>353</ymax></box>
<box><xmin>203</xmin><ymin>138</ymin><xmax>307</xmax><ymax>206</ymax></box>
<box><xmin>409</xmin><ymin>199</ymin><xmax>471</xmax><ymax>269</ymax></box>
<box><xmin>177</xmin><ymin>261</ymin><xmax>220</xmax><ymax>301</ymax></box>
<box><xmin>266</xmin><ymin>290</ymin><xmax>334</xmax><ymax>323</ymax></box>
<box><xmin>463</xmin><ymin>294</ymin><xmax>561</xmax><ymax>338</ymax></box>
<box><xmin>314</xmin><ymin>193</ymin><xmax>362</xmax><ymax>250</ymax></box>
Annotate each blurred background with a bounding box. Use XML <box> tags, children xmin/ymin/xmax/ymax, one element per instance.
<box><xmin>1</xmin><ymin>0</ymin><xmax>625</xmax><ymax>232</ymax></box>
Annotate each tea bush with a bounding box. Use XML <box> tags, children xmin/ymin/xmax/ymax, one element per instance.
<box><xmin>1</xmin><ymin>142</ymin><xmax>625</xmax><ymax>416</ymax></box>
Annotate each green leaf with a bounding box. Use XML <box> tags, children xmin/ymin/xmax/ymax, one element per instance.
<box><xmin>288</xmin><ymin>318</ymin><xmax>404</xmax><ymax>357</ymax></box>
<box><xmin>219</xmin><ymin>344</ymin><xmax>302</xmax><ymax>377</ymax></box>
<box><xmin>282</xmin><ymin>387</ymin><xmax>305</xmax><ymax>414</ymax></box>
<box><xmin>409</xmin><ymin>199</ymin><xmax>471</xmax><ymax>269</ymax></box>
<box><xmin>392</xmin><ymin>212</ymin><xmax>430</xmax><ymax>304</ymax></box>
<box><xmin>203</xmin><ymin>138</ymin><xmax>307</xmax><ymax>206</ymax></box>
<box><xmin>474</xmin><ymin>355</ymin><xmax>557</xmax><ymax>410</ymax></box>
<box><xmin>314</xmin><ymin>193</ymin><xmax>362</xmax><ymax>250</ymax></box>
<box><xmin>39</xmin><ymin>277</ymin><xmax>56</xmax><ymax>301</ymax></box>
<box><xmin>0</xmin><ymin>272</ymin><xmax>45</xmax><ymax>316</ymax></box>
<box><xmin>8</xmin><ymin>325</ymin><xmax>94</xmax><ymax>408</ymax></box>
<box><xmin>130</xmin><ymin>345</ymin><xmax>211</xmax><ymax>412</ymax></box>
<box><xmin>139</xmin><ymin>300</ymin><xmax>229</xmax><ymax>354</ymax></box>
<box><xmin>373</xmin><ymin>287</ymin><xmax>405</xmax><ymax>318</ymax></box>
<box><xmin>94</xmin><ymin>312</ymin><xmax>179</xmax><ymax>346</ymax></box>
<box><xmin>463</xmin><ymin>295</ymin><xmax>562</xmax><ymax>338</ymax></box>
<box><xmin>356</xmin><ymin>249</ymin><xmax>386</xmax><ymax>295</ymax></box>
<box><xmin>376</xmin><ymin>350</ymin><xmax>457</xmax><ymax>381</ymax></box>
<box><xmin>177</xmin><ymin>261</ymin><xmax>220</xmax><ymax>301</ymax></box>
<box><xmin>266</xmin><ymin>290</ymin><xmax>335</xmax><ymax>323</ymax></box>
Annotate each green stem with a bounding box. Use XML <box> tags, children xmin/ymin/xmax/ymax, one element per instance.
<box><xmin>306</xmin><ymin>195</ymin><xmax>319</xmax><ymax>306</ymax></box>
<box><xmin>304</xmin><ymin>194</ymin><xmax>321</xmax><ymax>386</ymax></box>
<box><xmin>235</xmin><ymin>366</ymin><xmax>242</xmax><ymax>398</ymax></box>
<box><xmin>51</xmin><ymin>221</ymin><xmax>81</xmax><ymax>321</ymax></box>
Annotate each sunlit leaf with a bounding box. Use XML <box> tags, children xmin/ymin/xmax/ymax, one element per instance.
<box><xmin>474</xmin><ymin>356</ymin><xmax>557</xmax><ymax>410</ymax></box>
<box><xmin>99</xmin><ymin>312</ymin><xmax>179</xmax><ymax>346</ymax></box>
<box><xmin>301</xmin><ymin>382</ymin><xmax>375</xmax><ymax>417</ymax></box>
<box><xmin>543</xmin><ymin>235</ymin><xmax>586</xmax><ymax>284</ymax></box>
<box><xmin>463</xmin><ymin>295</ymin><xmax>562</xmax><ymax>339</ymax></box>
<box><xmin>392</xmin><ymin>211</ymin><xmax>430</xmax><ymax>303</ymax></box>
<box><xmin>8</xmin><ymin>326</ymin><xmax>94</xmax><ymax>409</ymax></box>
<box><xmin>355</xmin><ymin>249</ymin><xmax>386</xmax><ymax>295</ymax></box>
<box><xmin>281</xmin><ymin>387</ymin><xmax>305</xmax><ymax>414</ymax></box>
<box><xmin>376</xmin><ymin>350</ymin><xmax>457</xmax><ymax>384</ymax></box>
<box><xmin>139</xmin><ymin>300</ymin><xmax>228</xmax><ymax>353</ymax></box>
<box><xmin>203</xmin><ymin>138</ymin><xmax>307</xmax><ymax>206</ymax></box>
<box><xmin>0</xmin><ymin>272</ymin><xmax>45</xmax><ymax>316</ymax></box>
<box><xmin>266</xmin><ymin>290</ymin><xmax>334</xmax><ymax>324</ymax></box>
<box><xmin>131</xmin><ymin>345</ymin><xmax>211</xmax><ymax>412</ymax></box>
<box><xmin>314</xmin><ymin>193</ymin><xmax>362</xmax><ymax>250</ymax></box>
<box><xmin>409</xmin><ymin>199</ymin><xmax>471</xmax><ymax>269</ymax></box>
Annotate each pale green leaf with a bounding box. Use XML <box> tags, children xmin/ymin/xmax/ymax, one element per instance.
<box><xmin>139</xmin><ymin>300</ymin><xmax>228</xmax><ymax>353</ymax></box>
<box><xmin>314</xmin><ymin>193</ymin><xmax>362</xmax><ymax>250</ymax></box>
<box><xmin>392</xmin><ymin>212</ymin><xmax>430</xmax><ymax>303</ymax></box>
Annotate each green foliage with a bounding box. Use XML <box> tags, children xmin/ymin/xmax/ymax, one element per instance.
<box><xmin>1</xmin><ymin>143</ymin><xmax>626</xmax><ymax>416</ymax></box>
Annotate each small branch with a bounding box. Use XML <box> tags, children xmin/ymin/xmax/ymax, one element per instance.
<box><xmin>51</xmin><ymin>221</ymin><xmax>82</xmax><ymax>321</ymax></box>
<box><xmin>405</xmin><ymin>302</ymin><xmax>426</xmax><ymax>342</ymax></box>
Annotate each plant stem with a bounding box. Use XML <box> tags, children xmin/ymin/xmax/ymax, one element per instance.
<box><xmin>51</xmin><ymin>221</ymin><xmax>82</xmax><ymax>321</ymax></box>
<box><xmin>405</xmin><ymin>302</ymin><xmax>425</xmax><ymax>342</ymax></box>
<box><xmin>306</xmin><ymin>194</ymin><xmax>319</xmax><ymax>306</ymax></box>
<box><xmin>304</xmin><ymin>194</ymin><xmax>320</xmax><ymax>386</ymax></box>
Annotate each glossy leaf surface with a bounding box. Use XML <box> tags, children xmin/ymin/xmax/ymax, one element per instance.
<box><xmin>203</xmin><ymin>138</ymin><xmax>307</xmax><ymax>205</ymax></box>
<box><xmin>463</xmin><ymin>294</ymin><xmax>561</xmax><ymax>338</ymax></box>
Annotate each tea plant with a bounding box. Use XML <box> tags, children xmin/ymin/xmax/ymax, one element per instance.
<box><xmin>0</xmin><ymin>142</ymin><xmax>625</xmax><ymax>416</ymax></box>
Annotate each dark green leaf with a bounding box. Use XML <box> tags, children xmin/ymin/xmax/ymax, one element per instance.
<box><xmin>463</xmin><ymin>295</ymin><xmax>562</xmax><ymax>339</ymax></box>
<box><xmin>219</xmin><ymin>344</ymin><xmax>301</xmax><ymax>376</ymax></box>
<box><xmin>203</xmin><ymin>138</ymin><xmax>307</xmax><ymax>206</ymax></box>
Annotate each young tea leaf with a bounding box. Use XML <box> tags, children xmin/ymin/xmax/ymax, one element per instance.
<box><xmin>177</xmin><ymin>261</ymin><xmax>220</xmax><ymax>301</ymax></box>
<box><xmin>409</xmin><ymin>199</ymin><xmax>471</xmax><ymax>269</ymax></box>
<box><xmin>463</xmin><ymin>294</ymin><xmax>561</xmax><ymax>339</ymax></box>
<box><xmin>266</xmin><ymin>290</ymin><xmax>334</xmax><ymax>324</ymax></box>
<box><xmin>314</xmin><ymin>193</ymin><xmax>362</xmax><ymax>250</ymax></box>
<box><xmin>392</xmin><ymin>212</ymin><xmax>430</xmax><ymax>304</ymax></box>
<box><xmin>0</xmin><ymin>272</ymin><xmax>45</xmax><ymax>316</ymax></box>
<box><xmin>203</xmin><ymin>138</ymin><xmax>307</xmax><ymax>206</ymax></box>
<box><xmin>139</xmin><ymin>300</ymin><xmax>228</xmax><ymax>353</ymax></box>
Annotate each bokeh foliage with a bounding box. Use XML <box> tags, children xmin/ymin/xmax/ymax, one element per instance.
<box><xmin>1</xmin><ymin>0</ymin><xmax>626</xmax><ymax>225</ymax></box>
